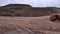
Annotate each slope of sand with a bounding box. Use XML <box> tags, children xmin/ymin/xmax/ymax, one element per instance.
<box><xmin>0</xmin><ymin>16</ymin><xmax>60</xmax><ymax>34</ymax></box>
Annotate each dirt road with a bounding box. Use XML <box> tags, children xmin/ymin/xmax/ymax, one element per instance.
<box><xmin>0</xmin><ymin>16</ymin><xmax>60</xmax><ymax>34</ymax></box>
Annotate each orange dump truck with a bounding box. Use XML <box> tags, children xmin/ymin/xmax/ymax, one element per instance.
<box><xmin>50</xmin><ymin>14</ymin><xmax>60</xmax><ymax>21</ymax></box>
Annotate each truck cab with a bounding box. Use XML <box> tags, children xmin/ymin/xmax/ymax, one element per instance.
<box><xmin>50</xmin><ymin>14</ymin><xmax>60</xmax><ymax>21</ymax></box>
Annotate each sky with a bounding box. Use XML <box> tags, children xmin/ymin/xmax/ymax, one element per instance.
<box><xmin>0</xmin><ymin>0</ymin><xmax>60</xmax><ymax>7</ymax></box>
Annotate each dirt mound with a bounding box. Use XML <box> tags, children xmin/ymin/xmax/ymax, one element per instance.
<box><xmin>0</xmin><ymin>4</ymin><xmax>51</xmax><ymax>17</ymax></box>
<box><xmin>0</xmin><ymin>16</ymin><xmax>60</xmax><ymax>34</ymax></box>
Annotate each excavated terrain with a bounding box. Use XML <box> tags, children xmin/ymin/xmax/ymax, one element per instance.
<box><xmin>0</xmin><ymin>16</ymin><xmax>60</xmax><ymax>34</ymax></box>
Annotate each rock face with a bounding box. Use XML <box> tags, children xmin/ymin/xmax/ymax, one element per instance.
<box><xmin>0</xmin><ymin>4</ymin><xmax>50</xmax><ymax>17</ymax></box>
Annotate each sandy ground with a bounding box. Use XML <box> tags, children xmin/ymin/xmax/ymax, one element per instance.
<box><xmin>0</xmin><ymin>16</ymin><xmax>60</xmax><ymax>34</ymax></box>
